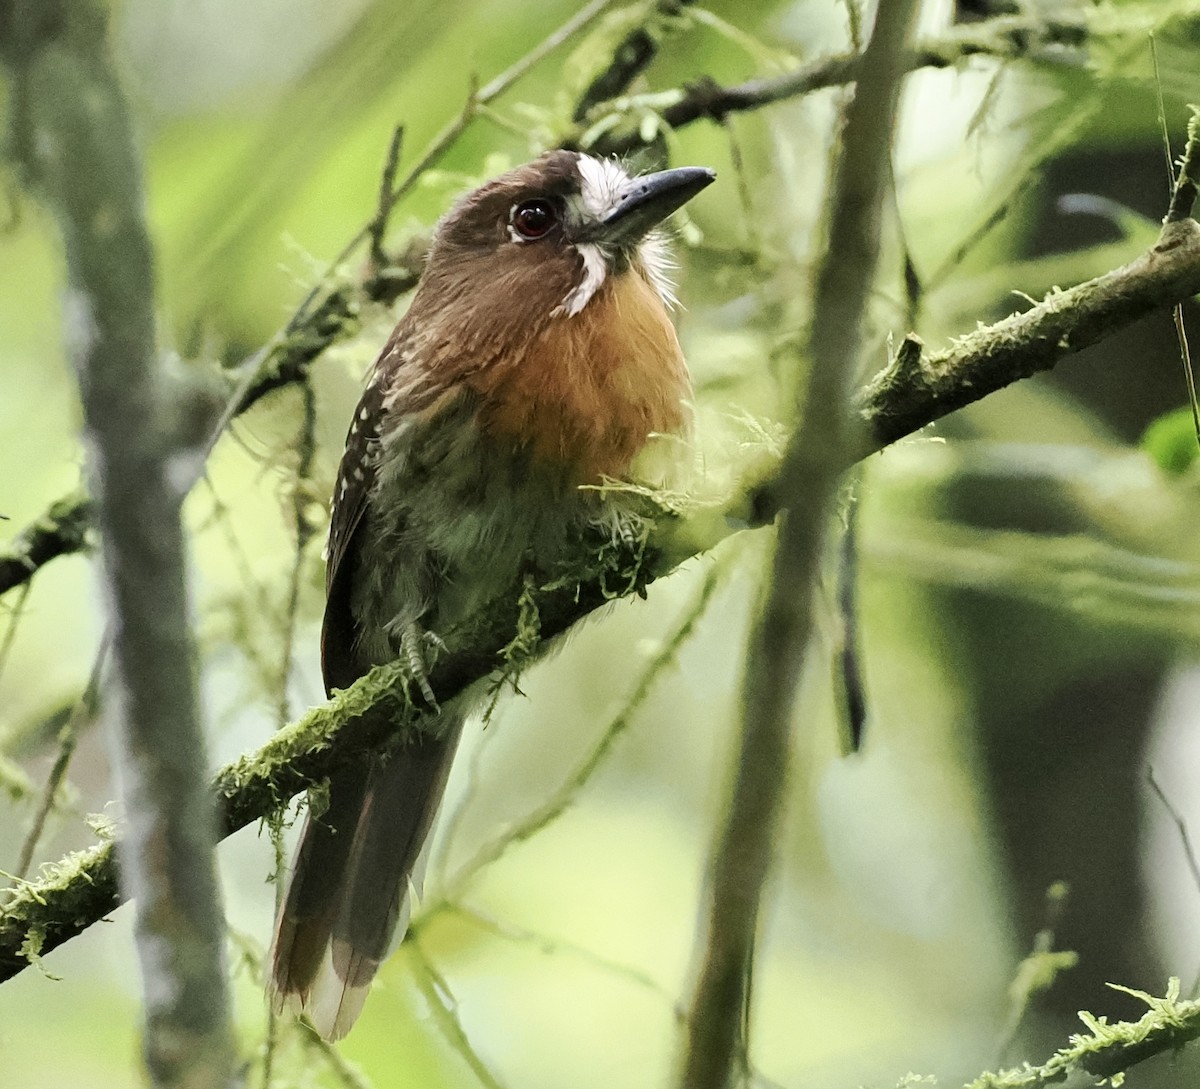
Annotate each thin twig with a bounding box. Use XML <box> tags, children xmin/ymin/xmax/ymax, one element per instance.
<box><xmin>1147</xmin><ymin>766</ymin><xmax>1200</xmax><ymax>902</ymax></box>
<box><xmin>572</xmin><ymin>0</ymin><xmax>695</xmax><ymax>121</ymax></box>
<box><xmin>1151</xmin><ymin>34</ymin><xmax>1175</xmax><ymax>202</ymax></box>
<box><xmin>199</xmin><ymin>475</ymin><xmax>277</xmax><ymax>688</ymax></box>
<box><xmin>411</xmin><ymin>938</ymin><xmax>508</xmax><ymax>1089</ymax></box>
<box><xmin>0</xmin><ymin>582</ymin><xmax>31</xmax><ymax>696</ymax></box>
<box><xmin>994</xmin><ymin>881</ymin><xmax>1074</xmax><ymax>1063</ymax></box>
<box><xmin>1166</xmin><ymin>109</ymin><xmax>1200</xmax><ymax>225</ymax></box>
<box><xmin>1170</xmin><ymin>304</ymin><xmax>1200</xmax><ymax>450</ymax></box>
<box><xmin>367</xmin><ymin>125</ymin><xmax>404</xmax><ymax>270</ymax></box>
<box><xmin>1159</xmin><ymin>97</ymin><xmax>1200</xmax><ymax>448</ymax></box>
<box><xmin>437</xmin><ymin>561</ymin><xmax>726</xmax><ymax>902</ymax></box>
<box><xmin>301</xmin><ymin>1032</ymin><xmax>376</xmax><ymax>1089</ymax></box>
<box><xmin>287</xmin><ymin>0</ymin><xmax>620</xmax><ymax>331</ymax></box>
<box><xmin>442</xmin><ymin>902</ymin><xmax>687</xmax><ymax>1024</ymax></box>
<box><xmin>275</xmin><ymin>382</ymin><xmax>319</xmax><ymax>727</ymax></box>
<box><xmin>14</xmin><ymin>636</ymin><xmax>108</xmax><ymax>880</ymax></box>
<box><xmin>835</xmin><ymin>488</ymin><xmax>867</xmax><ymax>753</ymax></box>
<box><xmin>261</xmin><ymin>382</ymin><xmax>317</xmax><ymax>1088</ymax></box>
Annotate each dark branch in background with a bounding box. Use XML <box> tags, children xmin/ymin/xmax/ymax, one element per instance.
<box><xmin>0</xmin><ymin>5</ymin><xmax>1108</xmax><ymax>602</ymax></box>
<box><xmin>576</xmin><ymin>12</ymin><xmax>1087</xmax><ymax>156</ymax></box>
<box><xmin>0</xmin><ymin>2</ymin><xmax>234</xmax><ymax>1086</ymax></box>
<box><xmin>677</xmin><ymin>0</ymin><xmax>919</xmax><ymax>1086</ymax></box>
<box><xmin>0</xmin><ymin>493</ymin><xmax>95</xmax><ymax>594</ymax></box>
<box><xmin>571</xmin><ymin>0</ymin><xmax>695</xmax><ymax>121</ymax></box>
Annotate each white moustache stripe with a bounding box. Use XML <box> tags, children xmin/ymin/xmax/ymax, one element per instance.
<box><xmin>557</xmin><ymin>242</ymin><xmax>608</xmax><ymax>317</ymax></box>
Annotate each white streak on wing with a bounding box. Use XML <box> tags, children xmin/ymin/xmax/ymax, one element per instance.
<box><xmin>556</xmin><ymin>241</ymin><xmax>608</xmax><ymax>317</ymax></box>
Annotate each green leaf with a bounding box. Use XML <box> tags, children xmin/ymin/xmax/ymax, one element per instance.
<box><xmin>1142</xmin><ymin>406</ymin><xmax>1200</xmax><ymax>476</ymax></box>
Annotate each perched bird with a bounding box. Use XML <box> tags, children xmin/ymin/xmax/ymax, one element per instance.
<box><xmin>269</xmin><ymin>150</ymin><xmax>714</xmax><ymax>1040</ymax></box>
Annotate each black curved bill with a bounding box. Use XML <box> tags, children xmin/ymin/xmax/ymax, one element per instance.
<box><xmin>586</xmin><ymin>166</ymin><xmax>716</xmax><ymax>246</ymax></box>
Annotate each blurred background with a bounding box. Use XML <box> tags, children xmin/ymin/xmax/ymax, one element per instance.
<box><xmin>3</xmin><ymin>0</ymin><xmax>1200</xmax><ymax>1085</ymax></box>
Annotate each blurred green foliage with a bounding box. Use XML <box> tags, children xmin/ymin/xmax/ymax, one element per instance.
<box><xmin>5</xmin><ymin>1</ymin><xmax>1200</xmax><ymax>1087</ymax></box>
<box><xmin>1143</xmin><ymin>404</ymin><xmax>1200</xmax><ymax>475</ymax></box>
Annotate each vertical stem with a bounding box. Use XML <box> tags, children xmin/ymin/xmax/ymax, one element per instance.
<box><xmin>677</xmin><ymin>2</ymin><xmax>921</xmax><ymax>1087</ymax></box>
<box><xmin>2</xmin><ymin>2</ymin><xmax>235</xmax><ymax>1086</ymax></box>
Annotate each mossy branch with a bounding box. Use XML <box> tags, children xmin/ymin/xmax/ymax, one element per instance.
<box><xmin>0</xmin><ymin>492</ymin><xmax>96</xmax><ymax>592</ymax></box>
<box><xmin>6</xmin><ymin>196</ymin><xmax>1200</xmax><ymax>983</ymax></box>
<box><xmin>963</xmin><ymin>978</ymin><xmax>1200</xmax><ymax>1088</ymax></box>
<box><xmin>854</xmin><ymin>219</ymin><xmax>1200</xmax><ymax>458</ymax></box>
<box><xmin>0</xmin><ymin>531</ymin><xmax>657</xmax><ymax>981</ymax></box>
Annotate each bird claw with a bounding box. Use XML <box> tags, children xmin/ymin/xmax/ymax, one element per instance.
<box><xmin>400</xmin><ymin>625</ymin><xmax>445</xmax><ymax>711</ymax></box>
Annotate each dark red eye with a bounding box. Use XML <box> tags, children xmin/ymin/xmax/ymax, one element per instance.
<box><xmin>512</xmin><ymin>199</ymin><xmax>556</xmax><ymax>240</ymax></box>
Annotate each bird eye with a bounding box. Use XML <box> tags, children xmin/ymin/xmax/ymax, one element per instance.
<box><xmin>512</xmin><ymin>199</ymin><xmax>556</xmax><ymax>240</ymax></box>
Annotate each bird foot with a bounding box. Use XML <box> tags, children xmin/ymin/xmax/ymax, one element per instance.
<box><xmin>399</xmin><ymin>625</ymin><xmax>445</xmax><ymax>711</ymax></box>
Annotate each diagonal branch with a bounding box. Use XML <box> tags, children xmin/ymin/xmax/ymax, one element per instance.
<box><xmin>6</xmin><ymin>207</ymin><xmax>1200</xmax><ymax>985</ymax></box>
<box><xmin>0</xmin><ymin>493</ymin><xmax>95</xmax><ymax>596</ymax></box>
<box><xmin>853</xmin><ymin>218</ymin><xmax>1200</xmax><ymax>455</ymax></box>
<box><xmin>574</xmin><ymin>11</ymin><xmax>1088</xmax><ymax>156</ymax></box>
<box><xmin>963</xmin><ymin>978</ymin><xmax>1200</xmax><ymax>1088</ymax></box>
<box><xmin>571</xmin><ymin>0</ymin><xmax>697</xmax><ymax>122</ymax></box>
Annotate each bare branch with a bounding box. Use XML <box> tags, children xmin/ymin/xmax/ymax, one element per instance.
<box><xmin>576</xmin><ymin>12</ymin><xmax>1087</xmax><ymax>156</ymax></box>
<box><xmin>571</xmin><ymin>0</ymin><xmax>696</xmax><ymax>122</ymax></box>
<box><xmin>0</xmin><ymin>2</ymin><xmax>234</xmax><ymax>1084</ymax></box>
<box><xmin>677</xmin><ymin>0</ymin><xmax>920</xmax><ymax>1085</ymax></box>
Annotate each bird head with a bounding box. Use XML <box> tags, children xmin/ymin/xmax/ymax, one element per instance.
<box><xmin>408</xmin><ymin>151</ymin><xmax>715</xmax><ymax>353</ymax></box>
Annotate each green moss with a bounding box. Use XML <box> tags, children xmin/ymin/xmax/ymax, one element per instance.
<box><xmin>963</xmin><ymin>979</ymin><xmax>1200</xmax><ymax>1089</ymax></box>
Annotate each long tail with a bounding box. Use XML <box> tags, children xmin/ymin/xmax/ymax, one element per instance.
<box><xmin>269</xmin><ymin>713</ymin><xmax>465</xmax><ymax>1040</ymax></box>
